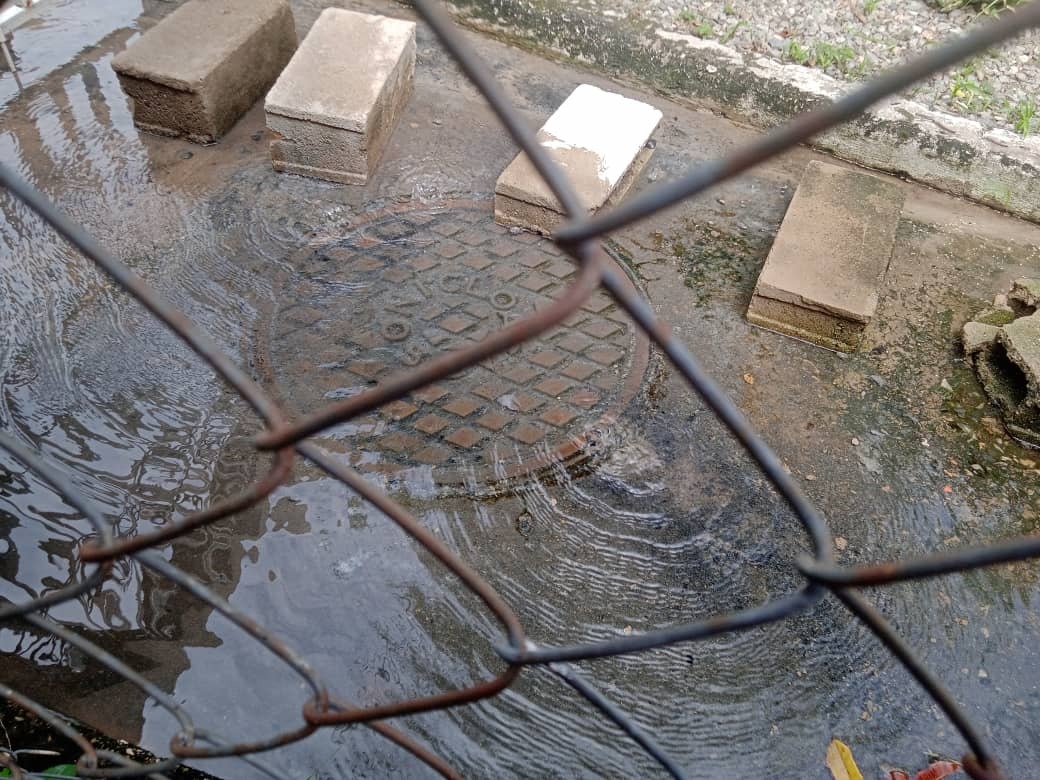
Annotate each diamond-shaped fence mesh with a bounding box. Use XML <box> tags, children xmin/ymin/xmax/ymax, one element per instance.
<box><xmin>2</xmin><ymin>1</ymin><xmax>1040</xmax><ymax>777</ymax></box>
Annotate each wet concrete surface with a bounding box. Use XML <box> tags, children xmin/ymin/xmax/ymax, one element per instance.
<box><xmin>1</xmin><ymin>1</ymin><xmax>1040</xmax><ymax>778</ymax></box>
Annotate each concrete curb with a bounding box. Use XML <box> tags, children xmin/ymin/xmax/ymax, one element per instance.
<box><xmin>441</xmin><ymin>0</ymin><xmax>1040</xmax><ymax>225</ymax></box>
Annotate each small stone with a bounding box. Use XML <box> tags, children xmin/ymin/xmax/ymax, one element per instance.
<box><xmin>835</xmin><ymin>536</ymin><xmax>848</xmax><ymax>550</ymax></box>
<box><xmin>868</xmin><ymin>374</ymin><xmax>887</xmax><ymax>387</ymax></box>
<box><xmin>851</xmin><ymin>437</ymin><xmax>859</xmax><ymax>446</ymax></box>
<box><xmin>962</xmin><ymin>321</ymin><xmax>1000</xmax><ymax>355</ymax></box>
<box><xmin>1009</xmin><ymin>278</ymin><xmax>1040</xmax><ymax>311</ymax></box>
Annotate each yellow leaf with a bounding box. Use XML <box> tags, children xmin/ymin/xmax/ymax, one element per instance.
<box><xmin>825</xmin><ymin>739</ymin><xmax>864</xmax><ymax>780</ymax></box>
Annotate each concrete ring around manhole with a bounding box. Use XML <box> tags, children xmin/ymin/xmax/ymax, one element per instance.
<box><xmin>254</xmin><ymin>196</ymin><xmax>649</xmax><ymax>495</ymax></box>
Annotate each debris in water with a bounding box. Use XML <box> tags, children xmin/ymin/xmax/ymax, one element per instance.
<box><xmin>826</xmin><ymin>738</ymin><xmax>863</xmax><ymax>780</ymax></box>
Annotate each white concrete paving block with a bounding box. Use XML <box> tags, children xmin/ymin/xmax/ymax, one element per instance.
<box><xmin>264</xmin><ymin>8</ymin><xmax>416</xmax><ymax>185</ymax></box>
<box><xmin>495</xmin><ymin>84</ymin><xmax>662</xmax><ymax>234</ymax></box>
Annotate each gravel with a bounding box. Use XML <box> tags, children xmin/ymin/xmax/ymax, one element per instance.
<box><xmin>614</xmin><ymin>0</ymin><xmax>1039</xmax><ymax>136</ymax></box>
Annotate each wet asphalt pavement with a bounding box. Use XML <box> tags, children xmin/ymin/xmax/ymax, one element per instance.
<box><xmin>1</xmin><ymin>1</ymin><xmax>1040</xmax><ymax>777</ymax></box>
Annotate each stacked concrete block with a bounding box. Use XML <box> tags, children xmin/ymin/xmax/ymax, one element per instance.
<box><xmin>265</xmin><ymin>9</ymin><xmax>416</xmax><ymax>185</ymax></box>
<box><xmin>112</xmin><ymin>0</ymin><xmax>297</xmax><ymax>143</ymax></box>
<box><xmin>963</xmin><ymin>279</ymin><xmax>1040</xmax><ymax>447</ymax></box>
<box><xmin>494</xmin><ymin>84</ymin><xmax>662</xmax><ymax>235</ymax></box>
<box><xmin>746</xmin><ymin>161</ymin><xmax>906</xmax><ymax>352</ymax></box>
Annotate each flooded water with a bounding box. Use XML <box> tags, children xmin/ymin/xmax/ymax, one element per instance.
<box><xmin>2</xmin><ymin>2</ymin><xmax>1040</xmax><ymax>778</ymax></box>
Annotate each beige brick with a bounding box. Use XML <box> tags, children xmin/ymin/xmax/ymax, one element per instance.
<box><xmin>265</xmin><ymin>9</ymin><xmax>415</xmax><ymax>185</ymax></box>
<box><xmin>746</xmin><ymin>161</ymin><xmax>905</xmax><ymax>352</ymax></box>
<box><xmin>112</xmin><ymin>0</ymin><xmax>297</xmax><ymax>143</ymax></box>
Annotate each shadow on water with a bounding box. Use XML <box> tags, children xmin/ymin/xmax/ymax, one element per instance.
<box><xmin>2</xmin><ymin>1</ymin><xmax>1040</xmax><ymax>778</ymax></box>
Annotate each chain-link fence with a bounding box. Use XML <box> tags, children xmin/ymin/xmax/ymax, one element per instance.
<box><xmin>2</xmin><ymin>1</ymin><xmax>1040</xmax><ymax>777</ymax></box>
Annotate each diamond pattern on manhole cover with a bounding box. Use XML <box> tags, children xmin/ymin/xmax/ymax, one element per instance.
<box><xmin>257</xmin><ymin>197</ymin><xmax>649</xmax><ymax>491</ymax></box>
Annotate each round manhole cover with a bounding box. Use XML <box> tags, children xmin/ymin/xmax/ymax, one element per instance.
<box><xmin>256</xmin><ymin>197</ymin><xmax>649</xmax><ymax>491</ymax></box>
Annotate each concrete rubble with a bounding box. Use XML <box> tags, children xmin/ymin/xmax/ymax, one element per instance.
<box><xmin>265</xmin><ymin>8</ymin><xmax>416</xmax><ymax>185</ymax></box>
<box><xmin>111</xmin><ymin>0</ymin><xmax>296</xmax><ymax>143</ymax></box>
<box><xmin>963</xmin><ymin>278</ymin><xmax>1040</xmax><ymax>447</ymax></box>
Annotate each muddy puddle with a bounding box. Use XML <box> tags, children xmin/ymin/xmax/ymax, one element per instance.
<box><xmin>2</xmin><ymin>2</ymin><xmax>1040</xmax><ymax>778</ymax></box>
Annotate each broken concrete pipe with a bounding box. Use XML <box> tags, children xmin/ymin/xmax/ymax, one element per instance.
<box><xmin>963</xmin><ymin>278</ymin><xmax>1040</xmax><ymax>448</ymax></box>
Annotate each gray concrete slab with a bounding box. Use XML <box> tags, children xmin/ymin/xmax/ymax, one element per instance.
<box><xmin>746</xmin><ymin>160</ymin><xmax>905</xmax><ymax>351</ymax></box>
<box><xmin>1001</xmin><ymin>313</ymin><xmax>1040</xmax><ymax>406</ymax></box>
<box><xmin>265</xmin><ymin>8</ymin><xmax>415</xmax><ymax>184</ymax></box>
<box><xmin>111</xmin><ymin>0</ymin><xmax>296</xmax><ymax>143</ymax></box>
<box><xmin>494</xmin><ymin>84</ymin><xmax>661</xmax><ymax>234</ymax></box>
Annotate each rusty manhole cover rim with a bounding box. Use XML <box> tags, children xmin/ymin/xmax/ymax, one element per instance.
<box><xmin>255</xmin><ymin>195</ymin><xmax>649</xmax><ymax>494</ymax></box>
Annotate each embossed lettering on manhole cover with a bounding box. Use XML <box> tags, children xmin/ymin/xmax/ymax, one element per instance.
<box><xmin>256</xmin><ymin>197</ymin><xmax>648</xmax><ymax>490</ymax></box>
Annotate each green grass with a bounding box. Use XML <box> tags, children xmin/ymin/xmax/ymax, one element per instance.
<box><xmin>850</xmin><ymin>55</ymin><xmax>875</xmax><ymax>80</ymax></box>
<box><xmin>814</xmin><ymin>42</ymin><xmax>856</xmax><ymax>70</ymax></box>
<box><xmin>786</xmin><ymin>40</ymin><xmax>810</xmax><ymax>65</ymax></box>
<box><xmin>976</xmin><ymin>0</ymin><xmax>1026</xmax><ymax>15</ymax></box>
<box><xmin>949</xmin><ymin>62</ymin><xmax>994</xmax><ymax>112</ymax></box>
<box><xmin>785</xmin><ymin>40</ymin><xmax>859</xmax><ymax>74</ymax></box>
<box><xmin>677</xmin><ymin>9</ymin><xmax>713</xmax><ymax>38</ymax></box>
<box><xmin>864</xmin><ymin>0</ymin><xmax>880</xmax><ymax>14</ymax></box>
<box><xmin>1010</xmin><ymin>98</ymin><xmax>1037</xmax><ymax>136</ymax></box>
<box><xmin>720</xmin><ymin>20</ymin><xmax>747</xmax><ymax>44</ymax></box>
<box><xmin>927</xmin><ymin>0</ymin><xmax>1025</xmax><ymax>14</ymax></box>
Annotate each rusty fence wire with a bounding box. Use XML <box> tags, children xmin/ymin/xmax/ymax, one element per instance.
<box><xmin>2</xmin><ymin>1</ymin><xmax>1040</xmax><ymax>777</ymax></box>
